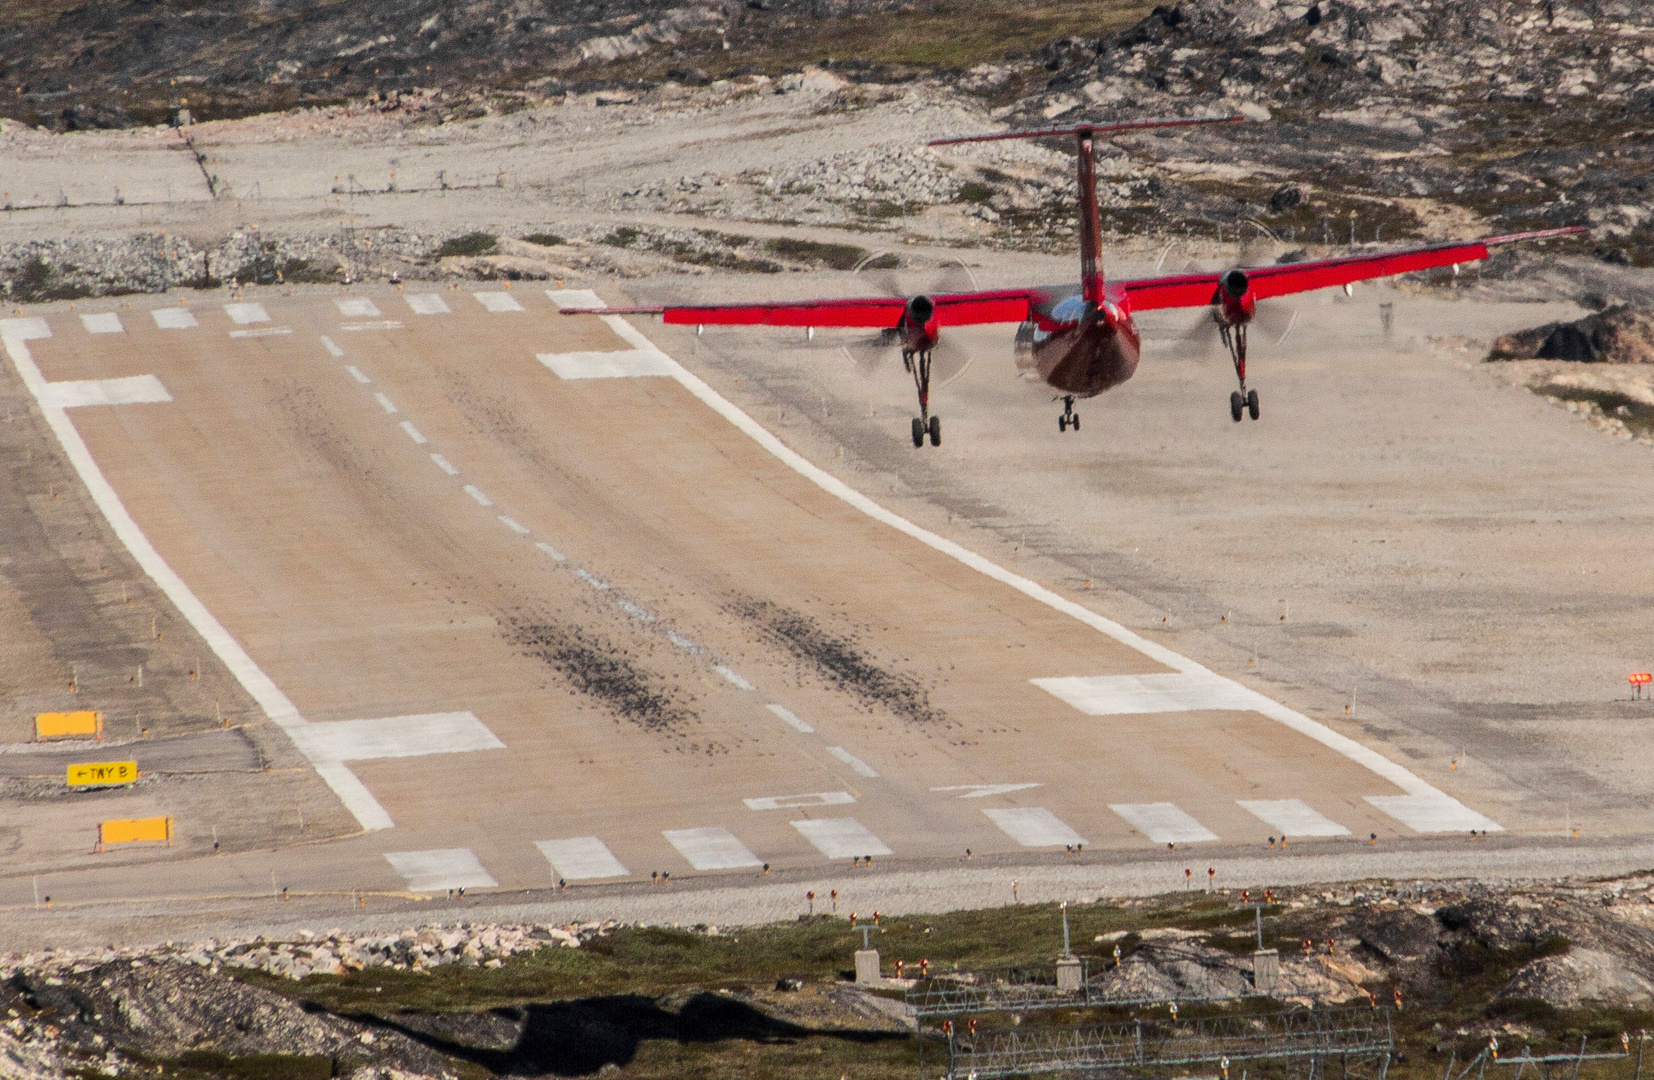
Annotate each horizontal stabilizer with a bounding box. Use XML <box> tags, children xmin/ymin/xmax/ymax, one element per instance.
<box><xmin>929</xmin><ymin>114</ymin><xmax>1244</xmax><ymax>147</ymax></box>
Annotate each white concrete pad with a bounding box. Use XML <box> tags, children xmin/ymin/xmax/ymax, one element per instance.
<box><xmin>384</xmin><ymin>848</ymin><xmax>497</xmax><ymax>893</ymax></box>
<box><xmin>664</xmin><ymin>826</ymin><xmax>763</xmax><ymax>870</ymax></box>
<box><xmin>1110</xmin><ymin>802</ymin><xmax>1219</xmax><ymax>844</ymax></box>
<box><xmin>536</xmin><ymin>837</ymin><xmax>629</xmax><ymax>880</ymax></box>
<box><xmin>766</xmin><ymin>704</ymin><xmax>814</xmax><ymax>733</ymax></box>
<box><xmin>828</xmin><ymin>746</ymin><xmax>879</xmax><ymax>778</ymax></box>
<box><xmin>151</xmin><ymin>308</ymin><xmax>198</xmax><ymax>330</ymax></box>
<box><xmin>1366</xmin><ymin>794</ymin><xmax>1503</xmax><ymax>833</ymax></box>
<box><xmin>984</xmin><ymin>807</ymin><xmax>1087</xmax><ymax>848</ymax></box>
<box><xmin>335</xmin><ymin>297</ymin><xmax>381</xmax><ymax>317</ymax></box>
<box><xmin>1238</xmin><ymin>798</ymin><xmax>1352</xmax><ymax>837</ymax></box>
<box><xmin>292</xmin><ymin>711</ymin><xmax>505</xmax><ymax>762</ymax></box>
<box><xmin>1034</xmin><ymin>671</ymin><xmax>1267</xmax><ymax>715</ymax></box>
<box><xmin>223</xmin><ymin>302</ymin><xmax>270</xmax><ymax>325</ymax></box>
<box><xmin>744</xmin><ymin>791</ymin><xmax>855</xmax><ymax>811</ymax></box>
<box><xmin>538</xmin><ymin>350</ymin><xmax>676</xmax><ymax>380</ymax></box>
<box><xmin>42</xmin><ymin>375</ymin><xmax>171</xmax><ymax>409</ymax></box>
<box><xmin>81</xmin><ymin>312</ymin><xmax>123</xmax><ymax>334</ymax></box>
<box><xmin>792</xmin><ymin>817</ymin><xmax>892</xmax><ymax>859</ymax></box>
<box><xmin>474</xmin><ymin>291</ymin><xmax>523</xmax><ymax>313</ymax></box>
<box><xmin>406</xmin><ymin>293</ymin><xmax>450</xmax><ymax>315</ymax></box>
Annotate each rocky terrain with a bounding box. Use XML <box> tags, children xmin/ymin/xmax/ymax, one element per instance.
<box><xmin>7</xmin><ymin>876</ymin><xmax>1654</xmax><ymax>1079</ymax></box>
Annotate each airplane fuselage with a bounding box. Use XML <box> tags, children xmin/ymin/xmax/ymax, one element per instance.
<box><xmin>1021</xmin><ymin>290</ymin><xmax>1143</xmax><ymax>398</ymax></box>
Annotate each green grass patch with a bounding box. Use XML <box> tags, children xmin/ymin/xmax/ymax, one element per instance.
<box><xmin>437</xmin><ymin>232</ymin><xmax>498</xmax><ymax>258</ymax></box>
<box><xmin>957</xmin><ymin>180</ymin><xmax>996</xmax><ymax>204</ymax></box>
<box><xmin>602</xmin><ymin>226</ymin><xmax>642</xmax><ymax>248</ymax></box>
<box><xmin>763</xmin><ymin>237</ymin><xmax>869</xmax><ymax>269</ymax></box>
<box><xmin>520</xmin><ymin>232</ymin><xmax>564</xmax><ymax>247</ymax></box>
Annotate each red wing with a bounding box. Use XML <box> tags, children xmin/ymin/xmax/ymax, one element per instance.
<box><xmin>559</xmin><ymin>289</ymin><xmax>1044</xmax><ymax>328</ymax></box>
<box><xmin>1120</xmin><ymin>227</ymin><xmax>1588</xmax><ymax>311</ymax></box>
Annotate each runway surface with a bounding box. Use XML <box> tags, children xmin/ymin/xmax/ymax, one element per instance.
<box><xmin>0</xmin><ymin>286</ymin><xmax>1509</xmax><ymax>920</ymax></box>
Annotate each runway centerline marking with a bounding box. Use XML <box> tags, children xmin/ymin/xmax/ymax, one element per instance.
<box><xmin>984</xmin><ymin>807</ymin><xmax>1087</xmax><ymax>848</ymax></box>
<box><xmin>766</xmin><ymin>704</ymin><xmax>814</xmax><ymax>734</ymax></box>
<box><xmin>498</xmin><ymin>515</ymin><xmax>530</xmax><ymax>535</ymax></box>
<box><xmin>431</xmin><ymin>453</ymin><xmax>459</xmax><ymax>475</ymax></box>
<box><xmin>744</xmin><ymin>791</ymin><xmax>855</xmax><ymax>811</ymax></box>
<box><xmin>151</xmin><ymin>308</ymin><xmax>198</xmax><ymax>330</ymax></box>
<box><xmin>714</xmin><ymin>665</ymin><xmax>755</xmax><ymax>691</ymax></box>
<box><xmin>81</xmin><ymin>312</ymin><xmax>123</xmax><ymax>334</ymax></box>
<box><xmin>933</xmin><ymin>783</ymin><xmax>1044</xmax><ymax>799</ymax></box>
<box><xmin>1238</xmin><ymin>798</ymin><xmax>1351</xmax><ymax>838</ymax></box>
<box><xmin>345</xmin><ymin>365</ymin><xmax>371</xmax><ymax>383</ymax></box>
<box><xmin>384</xmin><ymin>849</ymin><xmax>497</xmax><ymax>893</ymax></box>
<box><xmin>399</xmin><ymin>421</ymin><xmax>427</xmax><ymax>444</ymax></box>
<box><xmin>1111</xmin><ymin>802</ymin><xmax>1220</xmax><ymax>845</ymax></box>
<box><xmin>535</xmin><ymin>541</ymin><xmax>567</xmax><ymax>562</ymax></box>
<box><xmin>549</xmin><ymin>288</ymin><xmax>1499</xmax><ymax>834</ymax></box>
<box><xmin>373</xmin><ymin>392</ymin><xmax>398</xmax><ymax>414</ymax></box>
<box><xmin>463</xmin><ymin>484</ymin><xmax>493</xmax><ymax>507</ymax></box>
<box><xmin>536</xmin><ymin>837</ymin><xmax>629</xmax><ymax>880</ymax></box>
<box><xmin>43</xmin><ymin>375</ymin><xmax>172</xmax><ymax>408</ymax></box>
<box><xmin>792</xmin><ymin>817</ymin><xmax>892</xmax><ymax>859</ymax></box>
<box><xmin>664</xmin><ymin>826</ymin><xmax>763</xmax><ymax>870</ymax></box>
<box><xmin>321</xmin><ymin>335</ymin><xmax>345</xmax><ymax>357</ymax></box>
<box><xmin>828</xmin><ymin>746</ymin><xmax>879</xmax><ymax>778</ymax></box>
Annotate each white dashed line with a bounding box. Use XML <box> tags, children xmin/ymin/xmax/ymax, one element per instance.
<box><xmin>574</xmin><ymin>568</ymin><xmax>609</xmax><ymax>590</ymax></box>
<box><xmin>714</xmin><ymin>665</ymin><xmax>755</xmax><ymax>691</ymax></box>
<box><xmin>399</xmin><ymin>421</ymin><xmax>427</xmax><ymax>444</ymax></box>
<box><xmin>229</xmin><ymin>327</ymin><xmax>291</xmax><ymax>339</ymax></box>
<box><xmin>828</xmin><ymin>746</ymin><xmax>879</xmax><ymax>778</ymax></box>
<box><xmin>766</xmin><ymin>704</ymin><xmax>814</xmax><ymax>734</ymax></box>
<box><xmin>431</xmin><ymin>453</ymin><xmax>459</xmax><ymax>475</ymax></box>
<box><xmin>614</xmin><ymin>598</ymin><xmax>654</xmax><ymax>623</ymax></box>
<box><xmin>498</xmin><ymin>515</ymin><xmax>530</xmax><ymax>534</ymax></box>
<box><xmin>463</xmin><ymin>484</ymin><xmax>493</xmax><ymax>507</ymax></box>
<box><xmin>373</xmin><ymin>392</ymin><xmax>397</xmax><ymax>414</ymax></box>
<box><xmin>320</xmin><ymin>335</ymin><xmax>345</xmax><ymax>357</ymax></box>
<box><xmin>535</xmin><ymin>541</ymin><xmax>567</xmax><ymax>562</ymax></box>
<box><xmin>345</xmin><ymin>365</ymin><xmax>370</xmax><ymax>384</ymax></box>
<box><xmin>667</xmin><ymin>630</ymin><xmax>700</xmax><ymax>653</ymax></box>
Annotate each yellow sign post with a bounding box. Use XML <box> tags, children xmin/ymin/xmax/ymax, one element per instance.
<box><xmin>67</xmin><ymin>762</ymin><xmax>138</xmax><ymax>787</ymax></box>
<box><xmin>96</xmin><ymin>816</ymin><xmax>172</xmax><ymax>852</ymax></box>
<box><xmin>35</xmin><ymin>711</ymin><xmax>103</xmax><ymax>741</ymax></box>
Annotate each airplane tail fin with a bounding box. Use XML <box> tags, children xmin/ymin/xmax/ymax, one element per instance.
<box><xmin>930</xmin><ymin>115</ymin><xmax>1245</xmax><ymax>306</ymax></box>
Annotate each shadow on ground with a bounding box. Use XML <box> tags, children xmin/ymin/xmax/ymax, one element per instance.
<box><xmin>330</xmin><ymin>992</ymin><xmax>907</xmax><ymax>1076</ymax></box>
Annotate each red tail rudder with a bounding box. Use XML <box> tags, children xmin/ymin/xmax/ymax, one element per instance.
<box><xmin>930</xmin><ymin>114</ymin><xmax>1244</xmax><ymax>311</ymax></box>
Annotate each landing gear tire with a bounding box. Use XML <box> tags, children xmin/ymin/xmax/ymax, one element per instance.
<box><xmin>1246</xmin><ymin>388</ymin><xmax>1260</xmax><ymax>421</ymax></box>
<box><xmin>928</xmin><ymin>415</ymin><xmax>941</xmax><ymax>447</ymax></box>
<box><xmin>1058</xmin><ymin>415</ymin><xmax>1069</xmax><ymax>433</ymax></box>
<box><xmin>1070</xmin><ymin>413</ymin><xmax>1080</xmax><ymax>431</ymax></box>
<box><xmin>911</xmin><ymin>417</ymin><xmax>925</xmax><ymax>448</ymax></box>
<box><xmin>1230</xmin><ymin>391</ymin><xmax>1244</xmax><ymax>423</ymax></box>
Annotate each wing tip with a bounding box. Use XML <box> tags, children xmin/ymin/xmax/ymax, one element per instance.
<box><xmin>1483</xmin><ymin>226</ymin><xmax>1591</xmax><ymax>247</ymax></box>
<box><xmin>558</xmin><ymin>306</ymin><xmax>664</xmax><ymax>315</ymax></box>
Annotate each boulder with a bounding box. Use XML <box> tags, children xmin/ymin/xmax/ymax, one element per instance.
<box><xmin>1488</xmin><ymin>306</ymin><xmax>1654</xmax><ymax>364</ymax></box>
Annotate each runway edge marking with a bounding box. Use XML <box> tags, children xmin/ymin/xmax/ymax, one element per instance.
<box><xmin>553</xmin><ymin>291</ymin><xmax>1500</xmax><ymax>833</ymax></box>
<box><xmin>2</xmin><ymin>319</ymin><xmax>389</xmax><ymax>832</ymax></box>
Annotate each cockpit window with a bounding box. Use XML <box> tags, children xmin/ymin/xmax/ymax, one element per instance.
<box><xmin>1051</xmin><ymin>296</ymin><xmax>1087</xmax><ymax>324</ymax></box>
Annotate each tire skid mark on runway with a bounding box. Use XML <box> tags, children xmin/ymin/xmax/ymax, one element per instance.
<box><xmin>557</xmin><ymin>291</ymin><xmax>1501</xmax><ymax>834</ymax></box>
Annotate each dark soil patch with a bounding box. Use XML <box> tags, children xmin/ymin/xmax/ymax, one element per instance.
<box><xmin>727</xmin><ymin>599</ymin><xmax>945</xmax><ymax>726</ymax></box>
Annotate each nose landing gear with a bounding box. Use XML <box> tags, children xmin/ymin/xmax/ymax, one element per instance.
<box><xmin>905</xmin><ymin>349</ymin><xmax>941</xmax><ymax>447</ymax></box>
<box><xmin>1220</xmin><ymin>322</ymin><xmax>1260</xmax><ymax>422</ymax></box>
<box><xmin>1057</xmin><ymin>395</ymin><xmax>1081</xmax><ymax>432</ymax></box>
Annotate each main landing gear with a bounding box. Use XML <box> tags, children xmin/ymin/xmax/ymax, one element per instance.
<box><xmin>905</xmin><ymin>349</ymin><xmax>940</xmax><ymax>447</ymax></box>
<box><xmin>1057</xmin><ymin>395</ymin><xmax>1081</xmax><ymax>432</ymax></box>
<box><xmin>1220</xmin><ymin>322</ymin><xmax>1260</xmax><ymax>422</ymax></box>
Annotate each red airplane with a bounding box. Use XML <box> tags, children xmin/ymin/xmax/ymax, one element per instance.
<box><xmin>560</xmin><ymin>115</ymin><xmax>1586</xmax><ymax>447</ymax></box>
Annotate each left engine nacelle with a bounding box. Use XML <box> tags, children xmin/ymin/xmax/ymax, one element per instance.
<box><xmin>1216</xmin><ymin>268</ymin><xmax>1256</xmax><ymax>326</ymax></box>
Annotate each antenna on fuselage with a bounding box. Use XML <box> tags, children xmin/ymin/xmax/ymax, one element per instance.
<box><xmin>928</xmin><ymin>115</ymin><xmax>1245</xmax><ymax>306</ymax></box>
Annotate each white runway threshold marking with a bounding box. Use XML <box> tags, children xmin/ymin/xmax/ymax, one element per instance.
<box><xmin>984</xmin><ymin>807</ymin><xmax>1087</xmax><ymax>848</ymax></box>
<box><xmin>1111</xmin><ymin>802</ymin><xmax>1219</xmax><ymax>845</ymax></box>
<box><xmin>0</xmin><ymin>316</ymin><xmax>504</xmax><ymax>832</ymax></box>
<box><xmin>384</xmin><ymin>849</ymin><xmax>498</xmax><ymax>893</ymax></box>
<box><xmin>81</xmin><ymin>312</ymin><xmax>123</xmax><ymax>334</ymax></box>
<box><xmin>223</xmin><ymin>302</ymin><xmax>270</xmax><ymax>325</ymax></box>
<box><xmin>664</xmin><ymin>826</ymin><xmax>763</xmax><ymax>870</ymax></box>
<box><xmin>335</xmin><ymin>297</ymin><xmax>381</xmax><ymax>317</ymax></box>
<box><xmin>551</xmin><ymin>286</ymin><xmax>1501</xmax><ymax>837</ymax></box>
<box><xmin>1238</xmin><ymin>798</ymin><xmax>1352</xmax><ymax>838</ymax></box>
<box><xmin>474</xmin><ymin>291</ymin><xmax>523</xmax><ymax>313</ymax></box>
<box><xmin>406</xmin><ymin>294</ymin><xmax>450</xmax><ymax>315</ymax></box>
<box><xmin>288</xmin><ymin>712</ymin><xmax>505</xmax><ymax>762</ymax></box>
<box><xmin>151</xmin><ymin>308</ymin><xmax>198</xmax><ymax>330</ymax></box>
<box><xmin>792</xmin><ymin>817</ymin><xmax>892</xmax><ymax>860</ymax></box>
<box><xmin>828</xmin><ymin>746</ymin><xmax>879</xmax><ymax>778</ymax></box>
<box><xmin>42</xmin><ymin>375</ymin><xmax>171</xmax><ymax>408</ymax></box>
<box><xmin>537</xmin><ymin>837</ymin><xmax>629</xmax><ymax>880</ymax></box>
<box><xmin>744</xmin><ymin>791</ymin><xmax>855</xmax><ymax>811</ymax></box>
<box><xmin>1034</xmin><ymin>672</ymin><xmax>1266</xmax><ymax>715</ymax></box>
<box><xmin>538</xmin><ymin>350</ymin><xmax>676</xmax><ymax>380</ymax></box>
<box><xmin>766</xmin><ymin>704</ymin><xmax>814</xmax><ymax>734</ymax></box>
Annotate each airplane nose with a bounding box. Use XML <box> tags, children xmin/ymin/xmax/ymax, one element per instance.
<box><xmin>906</xmin><ymin>295</ymin><xmax>935</xmax><ymax>324</ymax></box>
<box><xmin>1220</xmin><ymin>268</ymin><xmax>1249</xmax><ymax>300</ymax></box>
